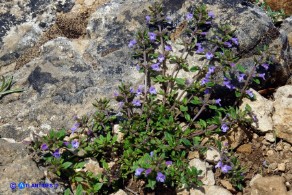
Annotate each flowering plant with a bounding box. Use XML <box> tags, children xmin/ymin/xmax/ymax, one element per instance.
<box><xmin>30</xmin><ymin>1</ymin><xmax>272</xmax><ymax>194</ymax></box>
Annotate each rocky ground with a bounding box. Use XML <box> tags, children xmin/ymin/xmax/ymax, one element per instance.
<box><xmin>0</xmin><ymin>0</ymin><xmax>292</xmax><ymax>194</ymax></box>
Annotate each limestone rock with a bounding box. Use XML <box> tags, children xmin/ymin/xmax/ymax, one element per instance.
<box><xmin>250</xmin><ymin>176</ymin><xmax>288</xmax><ymax>195</ymax></box>
<box><xmin>206</xmin><ymin>148</ymin><xmax>221</xmax><ymax>163</ymax></box>
<box><xmin>189</xmin><ymin>158</ymin><xmax>215</xmax><ymax>185</ymax></box>
<box><xmin>272</xmin><ymin>85</ymin><xmax>292</xmax><ymax>144</ymax></box>
<box><xmin>240</xmin><ymin>89</ymin><xmax>274</xmax><ymax>133</ymax></box>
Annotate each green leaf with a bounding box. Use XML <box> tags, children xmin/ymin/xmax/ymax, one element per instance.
<box><xmin>184</xmin><ymin>113</ymin><xmax>191</xmax><ymax>121</ymax></box>
<box><xmin>64</xmin><ymin>188</ymin><xmax>71</xmax><ymax>195</ymax></box>
<box><xmin>181</xmin><ymin>138</ymin><xmax>191</xmax><ymax>146</ymax></box>
<box><xmin>235</xmin><ymin>91</ymin><xmax>241</xmax><ymax>98</ymax></box>
<box><xmin>199</xmin><ymin>119</ymin><xmax>207</xmax><ymax>128</ymax></box>
<box><xmin>193</xmin><ymin>136</ymin><xmax>201</xmax><ymax>145</ymax></box>
<box><xmin>180</xmin><ymin>105</ymin><xmax>188</xmax><ymax>112</ymax></box>
<box><xmin>236</xmin><ymin>64</ymin><xmax>245</xmax><ymax>73</ymax></box>
<box><xmin>62</xmin><ymin>162</ymin><xmax>73</xmax><ymax>169</ymax></box>
<box><xmin>190</xmin><ymin>66</ymin><xmax>199</xmax><ymax>72</ymax></box>
<box><xmin>245</xmin><ymin>104</ymin><xmax>252</xmax><ymax>112</ymax></box>
<box><xmin>93</xmin><ymin>183</ymin><xmax>103</xmax><ymax>192</ymax></box>
<box><xmin>253</xmin><ymin>78</ymin><xmax>260</xmax><ymax>84</ymax></box>
<box><xmin>75</xmin><ymin>177</ymin><xmax>83</xmax><ymax>182</ymax></box>
<box><xmin>146</xmin><ymin>179</ymin><xmax>156</xmax><ymax>190</ymax></box>
<box><xmin>208</xmin><ymin>105</ymin><xmax>217</xmax><ymax>110</ymax></box>
<box><xmin>76</xmin><ymin>184</ymin><xmax>83</xmax><ymax>195</ymax></box>
<box><xmin>74</xmin><ymin>162</ymin><xmax>86</xmax><ymax>169</ymax></box>
<box><xmin>175</xmin><ymin>78</ymin><xmax>185</xmax><ymax>86</ymax></box>
<box><xmin>190</xmin><ymin>97</ymin><xmax>201</xmax><ymax>105</ymax></box>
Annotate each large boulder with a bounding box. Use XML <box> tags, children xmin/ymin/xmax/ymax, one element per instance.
<box><xmin>0</xmin><ymin>0</ymin><xmax>291</xmax><ymax>141</ymax></box>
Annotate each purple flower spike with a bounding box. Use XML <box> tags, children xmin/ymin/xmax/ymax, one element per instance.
<box><xmin>71</xmin><ymin>123</ymin><xmax>80</xmax><ymax>133</ymax></box>
<box><xmin>196</xmin><ymin>46</ymin><xmax>204</xmax><ymax>53</ymax></box>
<box><xmin>215</xmin><ymin>98</ymin><xmax>221</xmax><ymax>106</ymax></box>
<box><xmin>206</xmin><ymin>52</ymin><xmax>214</xmax><ymax>60</ymax></box>
<box><xmin>149</xmin><ymin>86</ymin><xmax>157</xmax><ymax>95</ymax></box>
<box><xmin>148</xmin><ymin>32</ymin><xmax>157</xmax><ymax>42</ymax></box>
<box><xmin>128</xmin><ymin>39</ymin><xmax>137</xmax><ymax>48</ymax></box>
<box><xmin>53</xmin><ymin>149</ymin><xmax>61</xmax><ymax>158</ymax></box>
<box><xmin>224</xmin><ymin>41</ymin><xmax>232</xmax><ymax>48</ymax></box>
<box><xmin>135</xmin><ymin>168</ymin><xmax>145</xmax><ymax>176</ymax></box>
<box><xmin>165</xmin><ymin>161</ymin><xmax>173</xmax><ymax>166</ymax></box>
<box><xmin>165</xmin><ymin>45</ymin><xmax>172</xmax><ymax>51</ymax></box>
<box><xmin>201</xmin><ymin>32</ymin><xmax>207</xmax><ymax>36</ymax></box>
<box><xmin>258</xmin><ymin>73</ymin><xmax>265</xmax><ymax>80</ymax></box>
<box><xmin>246</xmin><ymin>90</ymin><xmax>254</xmax><ymax>98</ymax></box>
<box><xmin>215</xmin><ymin>161</ymin><xmax>223</xmax><ymax>169</ymax></box>
<box><xmin>221</xmin><ymin>123</ymin><xmax>229</xmax><ymax>132</ymax></box>
<box><xmin>132</xmin><ymin>99</ymin><xmax>141</xmax><ymax>107</ymax></box>
<box><xmin>186</xmin><ymin>12</ymin><xmax>193</xmax><ymax>21</ymax></box>
<box><xmin>71</xmin><ymin>140</ymin><xmax>79</xmax><ymax>149</ymax></box>
<box><xmin>231</xmin><ymin>37</ymin><xmax>239</xmax><ymax>45</ymax></box>
<box><xmin>151</xmin><ymin>63</ymin><xmax>161</xmax><ymax>71</ymax></box>
<box><xmin>237</xmin><ymin>74</ymin><xmax>245</xmax><ymax>82</ymax></box>
<box><xmin>261</xmin><ymin>63</ymin><xmax>269</xmax><ymax>70</ymax></box>
<box><xmin>208</xmin><ymin>11</ymin><xmax>215</xmax><ymax>19</ymax></box>
<box><xmin>41</xmin><ymin>143</ymin><xmax>48</xmax><ymax>150</ymax></box>
<box><xmin>221</xmin><ymin>165</ymin><xmax>232</xmax><ymax>173</ymax></box>
<box><xmin>223</xmin><ymin>78</ymin><xmax>233</xmax><ymax>89</ymax></box>
<box><xmin>156</xmin><ymin>172</ymin><xmax>166</xmax><ymax>182</ymax></box>
<box><xmin>158</xmin><ymin>54</ymin><xmax>165</xmax><ymax>63</ymax></box>
<box><xmin>145</xmin><ymin>168</ymin><xmax>152</xmax><ymax>176</ymax></box>
<box><xmin>145</xmin><ymin>15</ymin><xmax>151</xmax><ymax>23</ymax></box>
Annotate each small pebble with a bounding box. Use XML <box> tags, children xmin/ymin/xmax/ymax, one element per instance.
<box><xmin>276</xmin><ymin>144</ymin><xmax>283</xmax><ymax>151</ymax></box>
<box><xmin>267</xmin><ymin>150</ymin><xmax>274</xmax><ymax>156</ymax></box>
<box><xmin>278</xmin><ymin>163</ymin><xmax>286</xmax><ymax>171</ymax></box>
<box><xmin>253</xmin><ymin>133</ymin><xmax>259</xmax><ymax>139</ymax></box>
<box><xmin>269</xmin><ymin>162</ymin><xmax>278</xmax><ymax>170</ymax></box>
<box><xmin>265</xmin><ymin>133</ymin><xmax>275</xmax><ymax>142</ymax></box>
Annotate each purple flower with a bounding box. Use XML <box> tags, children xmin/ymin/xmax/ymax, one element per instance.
<box><xmin>158</xmin><ymin>54</ymin><xmax>165</xmax><ymax>63</ymax></box>
<box><xmin>208</xmin><ymin>11</ymin><xmax>215</xmax><ymax>19</ymax></box>
<box><xmin>237</xmin><ymin>74</ymin><xmax>245</xmax><ymax>82</ymax></box>
<box><xmin>215</xmin><ymin>161</ymin><xmax>223</xmax><ymax>169</ymax></box>
<box><xmin>136</xmin><ymin>85</ymin><xmax>144</xmax><ymax>95</ymax></box>
<box><xmin>201</xmin><ymin>77</ymin><xmax>210</xmax><ymax>85</ymax></box>
<box><xmin>53</xmin><ymin>149</ymin><xmax>61</xmax><ymax>158</ymax></box>
<box><xmin>132</xmin><ymin>99</ymin><xmax>141</xmax><ymax>107</ymax></box>
<box><xmin>128</xmin><ymin>39</ymin><xmax>137</xmax><ymax>48</ymax></box>
<box><xmin>205</xmin><ymin>21</ymin><xmax>212</xmax><ymax>24</ymax></box>
<box><xmin>221</xmin><ymin>123</ymin><xmax>229</xmax><ymax>132</ymax></box>
<box><xmin>165</xmin><ymin>45</ymin><xmax>172</xmax><ymax>51</ymax></box>
<box><xmin>231</xmin><ymin>37</ymin><xmax>239</xmax><ymax>45</ymax></box>
<box><xmin>208</xmin><ymin>66</ymin><xmax>215</xmax><ymax>74</ymax></box>
<box><xmin>135</xmin><ymin>168</ymin><xmax>145</xmax><ymax>176</ymax></box>
<box><xmin>166</xmin><ymin>16</ymin><xmax>172</xmax><ymax>23</ymax></box>
<box><xmin>148</xmin><ymin>32</ymin><xmax>157</xmax><ymax>42</ymax></box>
<box><xmin>224</xmin><ymin>41</ymin><xmax>232</xmax><ymax>48</ymax></box>
<box><xmin>230</xmin><ymin>63</ymin><xmax>235</xmax><ymax>67</ymax></box>
<box><xmin>200</xmin><ymin>32</ymin><xmax>207</xmax><ymax>36</ymax></box>
<box><xmin>165</xmin><ymin>161</ymin><xmax>173</xmax><ymax>166</ymax></box>
<box><xmin>196</xmin><ymin>46</ymin><xmax>204</xmax><ymax>53</ymax></box>
<box><xmin>150</xmin><ymin>151</ymin><xmax>154</xmax><ymax>157</ymax></box>
<box><xmin>63</xmin><ymin>141</ymin><xmax>69</xmax><ymax>146</ymax></box>
<box><xmin>71</xmin><ymin>123</ymin><xmax>80</xmax><ymax>133</ymax></box>
<box><xmin>151</xmin><ymin>63</ymin><xmax>161</xmax><ymax>71</ymax></box>
<box><xmin>136</xmin><ymin>64</ymin><xmax>141</xmax><ymax>71</ymax></box>
<box><xmin>186</xmin><ymin>12</ymin><xmax>193</xmax><ymax>21</ymax></box>
<box><xmin>215</xmin><ymin>98</ymin><xmax>221</xmax><ymax>106</ymax></box>
<box><xmin>206</xmin><ymin>52</ymin><xmax>214</xmax><ymax>60</ymax></box>
<box><xmin>246</xmin><ymin>90</ymin><xmax>254</xmax><ymax>98</ymax></box>
<box><xmin>156</xmin><ymin>172</ymin><xmax>166</xmax><ymax>182</ymax></box>
<box><xmin>204</xmin><ymin>88</ymin><xmax>210</xmax><ymax>94</ymax></box>
<box><xmin>71</xmin><ymin>140</ymin><xmax>79</xmax><ymax>149</ymax></box>
<box><xmin>258</xmin><ymin>73</ymin><xmax>265</xmax><ymax>80</ymax></box>
<box><xmin>41</xmin><ymin>143</ymin><xmax>48</xmax><ymax>150</ymax></box>
<box><xmin>145</xmin><ymin>168</ymin><xmax>152</xmax><ymax>176</ymax></box>
<box><xmin>145</xmin><ymin>15</ymin><xmax>151</xmax><ymax>23</ymax></box>
<box><xmin>223</xmin><ymin>78</ymin><xmax>233</xmax><ymax>89</ymax></box>
<box><xmin>221</xmin><ymin>165</ymin><xmax>232</xmax><ymax>173</ymax></box>
<box><xmin>261</xmin><ymin>63</ymin><xmax>269</xmax><ymax>70</ymax></box>
<box><xmin>130</xmin><ymin>87</ymin><xmax>135</xmax><ymax>93</ymax></box>
<box><xmin>113</xmin><ymin>91</ymin><xmax>119</xmax><ymax>97</ymax></box>
<box><xmin>149</xmin><ymin>86</ymin><xmax>157</xmax><ymax>95</ymax></box>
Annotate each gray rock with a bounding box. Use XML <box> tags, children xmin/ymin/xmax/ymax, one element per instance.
<box><xmin>0</xmin><ymin>139</ymin><xmax>60</xmax><ymax>195</ymax></box>
<box><xmin>250</xmin><ymin>176</ymin><xmax>288</xmax><ymax>195</ymax></box>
